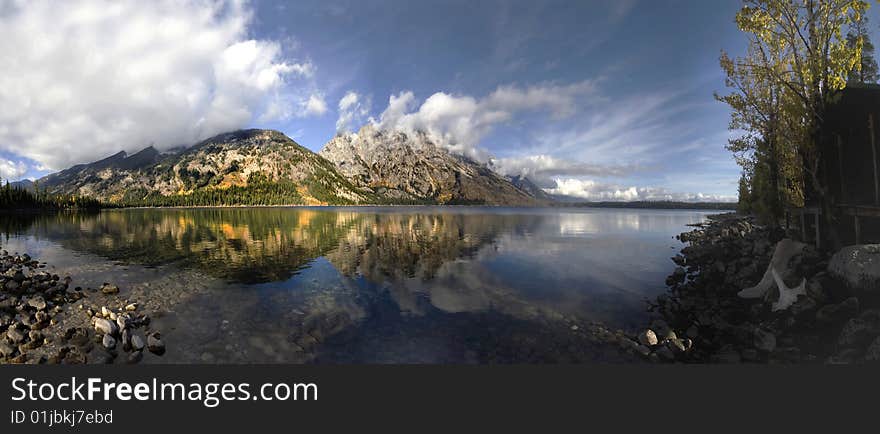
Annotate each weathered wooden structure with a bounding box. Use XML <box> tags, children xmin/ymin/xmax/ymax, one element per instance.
<box><xmin>792</xmin><ymin>84</ymin><xmax>880</xmax><ymax>247</ymax></box>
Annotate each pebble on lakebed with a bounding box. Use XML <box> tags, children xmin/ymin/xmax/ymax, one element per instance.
<box><xmin>0</xmin><ymin>249</ymin><xmax>166</xmax><ymax>364</ymax></box>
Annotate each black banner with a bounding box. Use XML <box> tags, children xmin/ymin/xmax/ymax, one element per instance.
<box><xmin>0</xmin><ymin>365</ymin><xmax>874</xmax><ymax>432</ymax></box>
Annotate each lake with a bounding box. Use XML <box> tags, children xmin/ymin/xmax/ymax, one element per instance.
<box><xmin>0</xmin><ymin>207</ymin><xmax>711</xmax><ymax>363</ymax></box>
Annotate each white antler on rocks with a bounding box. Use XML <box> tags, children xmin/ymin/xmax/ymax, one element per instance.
<box><xmin>770</xmin><ymin>267</ymin><xmax>805</xmax><ymax>311</ymax></box>
<box><xmin>738</xmin><ymin>239</ymin><xmax>806</xmax><ymax>299</ymax></box>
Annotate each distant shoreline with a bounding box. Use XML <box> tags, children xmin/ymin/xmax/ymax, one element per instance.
<box><xmin>1</xmin><ymin>201</ymin><xmax>737</xmax><ymax>212</ymax></box>
<box><xmin>105</xmin><ymin>202</ymin><xmax>736</xmax><ymax>211</ymax></box>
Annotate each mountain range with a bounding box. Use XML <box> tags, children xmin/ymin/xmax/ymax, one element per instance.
<box><xmin>17</xmin><ymin>127</ymin><xmax>549</xmax><ymax>206</ymax></box>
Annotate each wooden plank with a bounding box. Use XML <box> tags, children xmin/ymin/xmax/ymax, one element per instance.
<box><xmin>814</xmin><ymin>211</ymin><xmax>821</xmax><ymax>250</ymax></box>
<box><xmin>838</xmin><ymin>134</ymin><xmax>846</xmax><ymax>200</ymax></box>
<box><xmin>800</xmin><ymin>209</ymin><xmax>806</xmax><ymax>241</ymax></box>
<box><xmin>785</xmin><ymin>210</ymin><xmax>790</xmax><ymax>235</ymax></box>
<box><xmin>855</xmin><ymin>215</ymin><xmax>861</xmax><ymax>245</ymax></box>
<box><xmin>839</xmin><ymin>204</ymin><xmax>880</xmax><ymax>218</ymax></box>
<box><xmin>870</xmin><ymin>113</ymin><xmax>879</xmax><ymax>205</ymax></box>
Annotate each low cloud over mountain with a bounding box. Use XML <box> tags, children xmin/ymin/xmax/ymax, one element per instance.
<box><xmin>0</xmin><ymin>0</ymin><xmax>316</xmax><ymax>171</ymax></box>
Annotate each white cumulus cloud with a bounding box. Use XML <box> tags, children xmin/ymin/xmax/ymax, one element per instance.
<box><xmin>0</xmin><ymin>0</ymin><xmax>312</xmax><ymax>170</ymax></box>
<box><xmin>373</xmin><ymin>81</ymin><xmax>597</xmax><ymax>159</ymax></box>
<box><xmin>303</xmin><ymin>94</ymin><xmax>328</xmax><ymax>116</ymax></box>
<box><xmin>489</xmin><ymin>154</ymin><xmax>635</xmax><ymax>187</ymax></box>
<box><xmin>547</xmin><ymin>178</ymin><xmax>735</xmax><ymax>202</ymax></box>
<box><xmin>0</xmin><ymin>159</ymin><xmax>28</xmax><ymax>182</ymax></box>
<box><xmin>335</xmin><ymin>91</ymin><xmax>372</xmax><ymax>133</ymax></box>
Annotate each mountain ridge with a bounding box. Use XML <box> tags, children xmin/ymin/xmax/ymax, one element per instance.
<box><xmin>19</xmin><ymin>128</ymin><xmax>547</xmax><ymax>206</ymax></box>
<box><xmin>320</xmin><ymin>125</ymin><xmax>542</xmax><ymax>205</ymax></box>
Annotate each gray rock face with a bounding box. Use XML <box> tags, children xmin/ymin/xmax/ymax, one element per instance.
<box><xmin>31</xmin><ymin>129</ymin><xmax>373</xmax><ymax>205</ymax></box>
<box><xmin>320</xmin><ymin>125</ymin><xmax>540</xmax><ymax>205</ymax></box>
<box><xmin>829</xmin><ymin>245</ymin><xmax>880</xmax><ymax>294</ymax></box>
<box><xmin>25</xmin><ymin>127</ymin><xmax>546</xmax><ymax>206</ymax></box>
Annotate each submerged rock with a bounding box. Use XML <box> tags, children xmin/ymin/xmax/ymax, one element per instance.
<box><xmin>100</xmin><ymin>283</ymin><xmax>119</xmax><ymax>295</ymax></box>
<box><xmin>147</xmin><ymin>333</ymin><xmax>165</xmax><ymax>355</ymax></box>
<box><xmin>127</xmin><ymin>350</ymin><xmax>143</xmax><ymax>364</ymax></box>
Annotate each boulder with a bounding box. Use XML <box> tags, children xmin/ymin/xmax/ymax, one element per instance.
<box><xmin>650</xmin><ymin>319</ymin><xmax>672</xmax><ymax>338</ymax></box>
<box><xmin>102</xmin><ymin>334</ymin><xmax>117</xmax><ymax>350</ymax></box>
<box><xmin>655</xmin><ymin>346</ymin><xmax>675</xmax><ymax>361</ymax></box>
<box><xmin>837</xmin><ymin>310</ymin><xmax>880</xmax><ymax>348</ymax></box>
<box><xmin>130</xmin><ymin>334</ymin><xmax>145</xmax><ymax>352</ymax></box>
<box><xmin>866</xmin><ymin>337</ymin><xmax>880</xmax><ymax>362</ymax></box>
<box><xmin>94</xmin><ymin>318</ymin><xmax>118</xmax><ymax>336</ymax></box>
<box><xmin>637</xmin><ymin>329</ymin><xmax>658</xmax><ymax>346</ymax></box>
<box><xmin>121</xmin><ymin>329</ymin><xmax>131</xmax><ymax>352</ymax></box>
<box><xmin>816</xmin><ymin>297</ymin><xmax>860</xmax><ymax>323</ymax></box>
<box><xmin>828</xmin><ymin>245</ymin><xmax>880</xmax><ymax>295</ymax></box>
<box><xmin>805</xmin><ymin>278</ymin><xmax>827</xmax><ymax>303</ymax></box>
<box><xmin>753</xmin><ymin>328</ymin><xmax>777</xmax><ymax>353</ymax></box>
<box><xmin>147</xmin><ymin>333</ymin><xmax>165</xmax><ymax>355</ymax></box>
<box><xmin>790</xmin><ymin>296</ymin><xmax>818</xmax><ymax>318</ymax></box>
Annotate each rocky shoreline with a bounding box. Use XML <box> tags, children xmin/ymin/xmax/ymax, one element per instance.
<box><xmin>605</xmin><ymin>212</ymin><xmax>880</xmax><ymax>363</ymax></box>
<box><xmin>0</xmin><ymin>250</ymin><xmax>166</xmax><ymax>364</ymax></box>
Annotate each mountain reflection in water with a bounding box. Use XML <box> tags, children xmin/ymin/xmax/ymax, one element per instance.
<box><xmin>0</xmin><ymin>207</ymin><xmax>710</xmax><ymax>363</ymax></box>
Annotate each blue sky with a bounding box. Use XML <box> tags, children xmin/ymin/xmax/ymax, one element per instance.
<box><xmin>2</xmin><ymin>1</ymin><xmax>879</xmax><ymax>201</ymax></box>
<box><xmin>249</xmin><ymin>0</ymin><xmax>754</xmax><ymax>200</ymax></box>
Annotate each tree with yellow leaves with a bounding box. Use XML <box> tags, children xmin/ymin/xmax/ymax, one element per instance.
<box><xmin>719</xmin><ymin>0</ymin><xmax>870</xmax><ymax>245</ymax></box>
